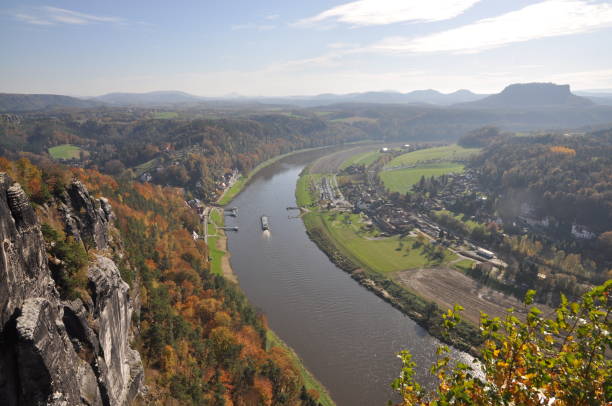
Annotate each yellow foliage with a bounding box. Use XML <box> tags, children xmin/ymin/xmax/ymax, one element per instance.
<box><xmin>549</xmin><ymin>146</ymin><xmax>576</xmax><ymax>156</ymax></box>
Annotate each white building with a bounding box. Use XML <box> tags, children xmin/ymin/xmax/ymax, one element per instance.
<box><xmin>571</xmin><ymin>224</ymin><xmax>596</xmax><ymax>240</ymax></box>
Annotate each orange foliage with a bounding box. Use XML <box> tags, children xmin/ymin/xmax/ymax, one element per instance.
<box><xmin>549</xmin><ymin>146</ymin><xmax>576</xmax><ymax>156</ymax></box>
<box><xmin>71</xmin><ymin>167</ymin><xmax>118</xmax><ymax>191</ymax></box>
<box><xmin>253</xmin><ymin>376</ymin><xmax>274</xmax><ymax>406</ymax></box>
<box><xmin>236</xmin><ymin>326</ymin><xmax>266</xmax><ymax>362</ymax></box>
<box><xmin>307</xmin><ymin>388</ymin><xmax>320</xmax><ymax>401</ymax></box>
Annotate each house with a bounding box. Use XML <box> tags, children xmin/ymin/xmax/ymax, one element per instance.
<box><xmin>139</xmin><ymin>172</ymin><xmax>152</xmax><ymax>182</ymax></box>
<box><xmin>571</xmin><ymin>224</ymin><xmax>596</xmax><ymax>240</ymax></box>
<box><xmin>476</xmin><ymin>247</ymin><xmax>495</xmax><ymax>259</ymax></box>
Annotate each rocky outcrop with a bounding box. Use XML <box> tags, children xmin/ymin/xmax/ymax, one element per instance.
<box><xmin>88</xmin><ymin>256</ymin><xmax>144</xmax><ymax>406</ymax></box>
<box><xmin>60</xmin><ymin>180</ymin><xmax>114</xmax><ymax>250</ymax></box>
<box><xmin>0</xmin><ymin>174</ymin><xmax>53</xmax><ymax>329</ymax></box>
<box><xmin>0</xmin><ymin>174</ymin><xmax>143</xmax><ymax>405</ymax></box>
<box><xmin>15</xmin><ymin>297</ymin><xmax>87</xmax><ymax>405</ymax></box>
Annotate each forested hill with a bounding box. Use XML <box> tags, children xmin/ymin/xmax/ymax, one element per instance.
<box><xmin>3</xmin><ymin>100</ymin><xmax>612</xmax><ymax>204</ymax></box>
<box><xmin>471</xmin><ymin>130</ymin><xmax>612</xmax><ymax>233</ymax></box>
<box><xmin>0</xmin><ymin>111</ymin><xmax>367</xmax><ymax>201</ymax></box>
<box><xmin>0</xmin><ymin>93</ymin><xmax>102</xmax><ymax>112</ymax></box>
<box><xmin>0</xmin><ymin>158</ymin><xmax>329</xmax><ymax>405</ymax></box>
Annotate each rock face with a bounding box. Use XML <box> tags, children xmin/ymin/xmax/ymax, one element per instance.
<box><xmin>60</xmin><ymin>180</ymin><xmax>114</xmax><ymax>250</ymax></box>
<box><xmin>88</xmin><ymin>256</ymin><xmax>144</xmax><ymax>406</ymax></box>
<box><xmin>0</xmin><ymin>174</ymin><xmax>143</xmax><ymax>405</ymax></box>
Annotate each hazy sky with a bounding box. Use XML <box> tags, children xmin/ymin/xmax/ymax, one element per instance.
<box><xmin>2</xmin><ymin>0</ymin><xmax>612</xmax><ymax>96</ymax></box>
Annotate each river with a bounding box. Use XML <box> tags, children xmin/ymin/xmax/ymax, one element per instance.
<box><xmin>225</xmin><ymin>149</ymin><xmax>473</xmax><ymax>406</ymax></box>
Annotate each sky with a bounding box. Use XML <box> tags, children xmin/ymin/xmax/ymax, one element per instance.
<box><xmin>1</xmin><ymin>0</ymin><xmax>612</xmax><ymax>96</ymax></box>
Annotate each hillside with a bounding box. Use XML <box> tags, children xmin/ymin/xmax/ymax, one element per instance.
<box><xmin>0</xmin><ymin>93</ymin><xmax>102</xmax><ymax>112</ymax></box>
<box><xmin>0</xmin><ymin>158</ymin><xmax>331</xmax><ymax>405</ymax></box>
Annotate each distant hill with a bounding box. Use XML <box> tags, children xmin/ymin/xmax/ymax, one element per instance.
<box><xmin>574</xmin><ymin>91</ymin><xmax>612</xmax><ymax>106</ymax></box>
<box><xmin>456</xmin><ymin>83</ymin><xmax>593</xmax><ymax>109</ymax></box>
<box><xmin>93</xmin><ymin>90</ymin><xmax>202</xmax><ymax>106</ymax></box>
<box><xmin>0</xmin><ymin>93</ymin><xmax>102</xmax><ymax>112</ymax></box>
<box><xmin>247</xmin><ymin>89</ymin><xmax>486</xmax><ymax>107</ymax></box>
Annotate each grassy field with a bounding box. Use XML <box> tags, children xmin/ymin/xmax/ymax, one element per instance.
<box><xmin>453</xmin><ymin>258</ymin><xmax>475</xmax><ymax>272</ymax></box>
<box><xmin>321</xmin><ymin>213</ymin><xmax>456</xmax><ymax>273</ymax></box>
<box><xmin>295</xmin><ymin>173</ymin><xmax>315</xmax><ymax>207</ymax></box>
<box><xmin>380</xmin><ymin>163</ymin><xmax>465</xmax><ymax>194</ymax></box>
<box><xmin>207</xmin><ymin>235</ymin><xmax>224</xmax><ymax>276</ymax></box>
<box><xmin>339</xmin><ymin>150</ymin><xmax>381</xmax><ymax>170</ymax></box>
<box><xmin>133</xmin><ymin>158</ymin><xmax>159</xmax><ymax>176</ymax></box>
<box><xmin>266</xmin><ymin>331</ymin><xmax>335</xmax><ymax>406</ymax></box>
<box><xmin>207</xmin><ymin>209</ymin><xmax>225</xmax><ymax>276</ymax></box>
<box><xmin>385</xmin><ymin>144</ymin><xmax>479</xmax><ymax>168</ymax></box>
<box><xmin>151</xmin><ymin>111</ymin><xmax>178</xmax><ymax>119</ymax></box>
<box><xmin>48</xmin><ymin>144</ymin><xmax>82</xmax><ymax>160</ymax></box>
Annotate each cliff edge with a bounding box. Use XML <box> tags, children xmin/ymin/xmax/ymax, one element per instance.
<box><xmin>0</xmin><ymin>173</ymin><xmax>143</xmax><ymax>406</ymax></box>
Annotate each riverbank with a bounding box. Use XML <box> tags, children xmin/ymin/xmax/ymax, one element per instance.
<box><xmin>217</xmin><ymin>146</ymin><xmax>328</xmax><ymax>206</ymax></box>
<box><xmin>296</xmin><ymin>168</ymin><xmax>482</xmax><ymax>354</ymax></box>
<box><xmin>266</xmin><ymin>330</ymin><xmax>335</xmax><ymax>406</ymax></box>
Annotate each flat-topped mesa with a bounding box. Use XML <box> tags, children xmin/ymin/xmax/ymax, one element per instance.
<box><xmin>456</xmin><ymin>82</ymin><xmax>594</xmax><ymax>109</ymax></box>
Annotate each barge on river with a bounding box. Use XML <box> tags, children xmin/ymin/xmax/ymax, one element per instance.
<box><xmin>261</xmin><ymin>215</ymin><xmax>270</xmax><ymax>231</ymax></box>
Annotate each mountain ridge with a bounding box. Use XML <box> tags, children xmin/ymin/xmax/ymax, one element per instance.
<box><xmin>3</xmin><ymin>83</ymin><xmax>612</xmax><ymax>111</ymax></box>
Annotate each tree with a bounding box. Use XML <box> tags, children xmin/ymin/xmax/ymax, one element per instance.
<box><xmin>392</xmin><ymin>281</ymin><xmax>611</xmax><ymax>405</ymax></box>
<box><xmin>598</xmin><ymin>231</ymin><xmax>612</xmax><ymax>261</ymax></box>
<box><xmin>103</xmin><ymin>159</ymin><xmax>125</xmax><ymax>175</ymax></box>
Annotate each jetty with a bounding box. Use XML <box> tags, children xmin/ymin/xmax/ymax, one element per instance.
<box><xmin>219</xmin><ymin>226</ymin><xmax>239</xmax><ymax>232</ymax></box>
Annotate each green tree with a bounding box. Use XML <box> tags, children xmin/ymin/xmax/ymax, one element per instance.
<box><xmin>392</xmin><ymin>281</ymin><xmax>611</xmax><ymax>405</ymax></box>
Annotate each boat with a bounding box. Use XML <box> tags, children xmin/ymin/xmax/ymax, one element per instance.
<box><xmin>261</xmin><ymin>215</ymin><xmax>270</xmax><ymax>230</ymax></box>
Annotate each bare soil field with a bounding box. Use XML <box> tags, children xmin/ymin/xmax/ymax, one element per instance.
<box><xmin>393</xmin><ymin>267</ymin><xmax>554</xmax><ymax>326</ymax></box>
<box><xmin>216</xmin><ymin>235</ymin><xmax>238</xmax><ymax>283</ymax></box>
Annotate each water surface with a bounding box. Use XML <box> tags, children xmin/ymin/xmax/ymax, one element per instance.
<box><xmin>226</xmin><ymin>150</ymin><xmax>472</xmax><ymax>406</ymax></box>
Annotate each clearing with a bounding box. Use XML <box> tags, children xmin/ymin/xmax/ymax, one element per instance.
<box><xmin>48</xmin><ymin>144</ymin><xmax>82</xmax><ymax>160</ymax></box>
<box><xmin>384</xmin><ymin>144</ymin><xmax>480</xmax><ymax>168</ymax></box>
<box><xmin>380</xmin><ymin>163</ymin><xmax>465</xmax><ymax>194</ymax></box>
<box><xmin>151</xmin><ymin>111</ymin><xmax>178</xmax><ymax>119</ymax></box>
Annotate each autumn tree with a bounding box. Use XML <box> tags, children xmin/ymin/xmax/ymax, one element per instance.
<box><xmin>393</xmin><ymin>281</ymin><xmax>611</xmax><ymax>405</ymax></box>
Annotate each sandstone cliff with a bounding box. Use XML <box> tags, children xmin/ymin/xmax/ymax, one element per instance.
<box><xmin>0</xmin><ymin>173</ymin><xmax>143</xmax><ymax>405</ymax></box>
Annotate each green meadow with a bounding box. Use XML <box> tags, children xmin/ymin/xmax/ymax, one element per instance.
<box><xmin>385</xmin><ymin>144</ymin><xmax>479</xmax><ymax>168</ymax></box>
<box><xmin>380</xmin><ymin>163</ymin><xmax>465</xmax><ymax>194</ymax></box>
<box><xmin>48</xmin><ymin>144</ymin><xmax>82</xmax><ymax>160</ymax></box>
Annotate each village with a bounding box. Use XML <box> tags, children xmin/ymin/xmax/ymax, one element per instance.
<box><xmin>314</xmin><ymin>163</ymin><xmax>508</xmax><ymax>270</ymax></box>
